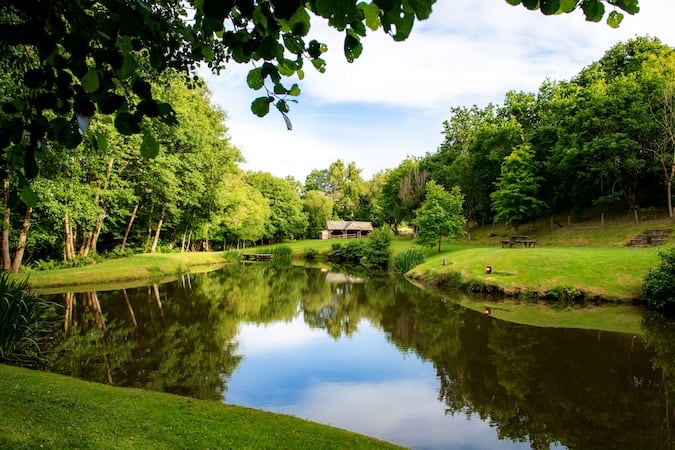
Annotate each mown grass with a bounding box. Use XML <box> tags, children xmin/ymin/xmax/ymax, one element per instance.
<box><xmin>19</xmin><ymin>252</ymin><xmax>227</xmax><ymax>292</ymax></box>
<box><xmin>408</xmin><ymin>246</ymin><xmax>661</xmax><ymax>301</ymax></box>
<box><xmin>0</xmin><ymin>364</ymin><xmax>402</xmax><ymax>450</ymax></box>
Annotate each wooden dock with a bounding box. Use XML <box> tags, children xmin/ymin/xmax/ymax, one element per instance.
<box><xmin>242</xmin><ymin>253</ymin><xmax>274</xmax><ymax>261</ymax></box>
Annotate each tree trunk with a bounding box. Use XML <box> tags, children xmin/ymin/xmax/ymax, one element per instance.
<box><xmin>11</xmin><ymin>206</ymin><xmax>32</xmax><ymax>273</ymax></box>
<box><xmin>79</xmin><ymin>231</ymin><xmax>92</xmax><ymax>257</ymax></box>
<box><xmin>87</xmin><ymin>211</ymin><xmax>105</xmax><ymax>255</ymax></box>
<box><xmin>63</xmin><ymin>211</ymin><xmax>76</xmax><ymax>262</ymax></box>
<box><xmin>150</xmin><ymin>208</ymin><xmax>165</xmax><ymax>253</ymax></box>
<box><xmin>120</xmin><ymin>202</ymin><xmax>139</xmax><ymax>252</ymax></box>
<box><xmin>2</xmin><ymin>178</ymin><xmax>10</xmax><ymax>272</ymax></box>
<box><xmin>668</xmin><ymin>162</ymin><xmax>674</xmax><ymax>219</ymax></box>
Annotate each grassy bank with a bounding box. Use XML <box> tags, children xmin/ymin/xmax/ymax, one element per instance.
<box><xmin>0</xmin><ymin>364</ymin><xmax>401</xmax><ymax>449</ymax></box>
<box><xmin>407</xmin><ymin>246</ymin><xmax>661</xmax><ymax>302</ymax></box>
<box><xmin>19</xmin><ymin>252</ymin><xmax>228</xmax><ymax>292</ymax></box>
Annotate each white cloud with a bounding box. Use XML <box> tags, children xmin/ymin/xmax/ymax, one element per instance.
<box><xmin>280</xmin><ymin>379</ymin><xmax>529</xmax><ymax>449</ymax></box>
<box><xmin>237</xmin><ymin>317</ymin><xmax>330</xmax><ymax>354</ymax></box>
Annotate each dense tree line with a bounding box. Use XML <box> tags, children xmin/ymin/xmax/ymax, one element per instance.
<box><xmin>422</xmin><ymin>37</ymin><xmax>675</xmax><ymax>230</ymax></box>
<box><xmin>1</xmin><ymin>36</ymin><xmax>673</xmax><ymax>271</ymax></box>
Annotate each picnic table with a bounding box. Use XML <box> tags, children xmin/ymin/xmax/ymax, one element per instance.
<box><xmin>501</xmin><ymin>235</ymin><xmax>537</xmax><ymax>248</ymax></box>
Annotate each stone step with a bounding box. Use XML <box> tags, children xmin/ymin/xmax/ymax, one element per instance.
<box><xmin>627</xmin><ymin>228</ymin><xmax>672</xmax><ymax>247</ymax></box>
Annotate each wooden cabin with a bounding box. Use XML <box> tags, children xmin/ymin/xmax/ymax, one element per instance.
<box><xmin>321</xmin><ymin>221</ymin><xmax>373</xmax><ymax>239</ymax></box>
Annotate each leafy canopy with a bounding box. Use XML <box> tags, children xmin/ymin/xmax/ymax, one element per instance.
<box><xmin>0</xmin><ymin>0</ymin><xmax>640</xmax><ymax>203</ymax></box>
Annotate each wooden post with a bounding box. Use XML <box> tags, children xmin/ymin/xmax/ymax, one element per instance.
<box><xmin>601</xmin><ymin>212</ymin><xmax>604</xmax><ymax>228</ymax></box>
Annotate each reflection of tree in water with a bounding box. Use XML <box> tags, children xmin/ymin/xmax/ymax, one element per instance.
<box><xmin>50</xmin><ymin>274</ymin><xmax>243</xmax><ymax>401</ymax></box>
<box><xmin>379</xmin><ymin>289</ymin><xmax>675</xmax><ymax>450</ymax></box>
<box><xmin>302</xmin><ymin>269</ymin><xmax>376</xmax><ymax>339</ymax></box>
<box><xmin>46</xmin><ymin>265</ymin><xmax>675</xmax><ymax>449</ymax></box>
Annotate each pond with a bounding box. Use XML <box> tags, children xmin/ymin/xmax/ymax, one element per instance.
<box><xmin>46</xmin><ymin>263</ymin><xmax>674</xmax><ymax>449</ymax></box>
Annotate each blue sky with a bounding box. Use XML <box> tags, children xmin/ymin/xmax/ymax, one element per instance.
<box><xmin>202</xmin><ymin>0</ymin><xmax>675</xmax><ymax>183</ymax></box>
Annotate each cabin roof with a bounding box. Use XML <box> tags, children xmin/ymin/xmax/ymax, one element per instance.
<box><xmin>326</xmin><ymin>220</ymin><xmax>373</xmax><ymax>231</ymax></box>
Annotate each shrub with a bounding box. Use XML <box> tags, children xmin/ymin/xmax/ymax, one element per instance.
<box><xmin>642</xmin><ymin>247</ymin><xmax>675</xmax><ymax>311</ymax></box>
<box><xmin>361</xmin><ymin>227</ymin><xmax>394</xmax><ymax>269</ymax></box>
<box><xmin>271</xmin><ymin>245</ymin><xmax>293</xmax><ymax>263</ymax></box>
<box><xmin>303</xmin><ymin>247</ymin><xmax>318</xmax><ymax>261</ymax></box>
<box><xmin>327</xmin><ymin>240</ymin><xmax>366</xmax><ymax>264</ymax></box>
<box><xmin>393</xmin><ymin>248</ymin><xmax>425</xmax><ymax>274</ymax></box>
<box><xmin>223</xmin><ymin>250</ymin><xmax>240</xmax><ymax>262</ymax></box>
<box><xmin>0</xmin><ymin>274</ymin><xmax>58</xmax><ymax>368</ymax></box>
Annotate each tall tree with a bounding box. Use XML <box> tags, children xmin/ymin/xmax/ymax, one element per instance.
<box><xmin>303</xmin><ymin>190</ymin><xmax>334</xmax><ymax>239</ymax></box>
<box><xmin>491</xmin><ymin>144</ymin><xmax>547</xmax><ymax>234</ymax></box>
<box><xmin>415</xmin><ymin>181</ymin><xmax>466</xmax><ymax>253</ymax></box>
<box><xmin>644</xmin><ymin>49</ymin><xmax>675</xmax><ymax>218</ymax></box>
<box><xmin>246</xmin><ymin>171</ymin><xmax>308</xmax><ymax>242</ymax></box>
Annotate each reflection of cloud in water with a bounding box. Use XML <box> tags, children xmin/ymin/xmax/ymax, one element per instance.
<box><xmin>231</xmin><ymin>317</ymin><xmax>530</xmax><ymax>449</ymax></box>
<box><xmin>237</xmin><ymin>319</ymin><xmax>330</xmax><ymax>354</ymax></box>
<box><xmin>279</xmin><ymin>380</ymin><xmax>529</xmax><ymax>450</ymax></box>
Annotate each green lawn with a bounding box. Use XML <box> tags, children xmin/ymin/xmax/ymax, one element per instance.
<box><xmin>0</xmin><ymin>364</ymin><xmax>402</xmax><ymax>450</ymax></box>
<box><xmin>19</xmin><ymin>252</ymin><xmax>228</xmax><ymax>292</ymax></box>
<box><xmin>408</xmin><ymin>246</ymin><xmax>660</xmax><ymax>301</ymax></box>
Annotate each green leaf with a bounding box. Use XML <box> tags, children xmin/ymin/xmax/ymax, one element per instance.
<box><xmin>276</xmin><ymin>99</ymin><xmax>290</xmax><ymax>113</ymax></box>
<box><xmin>119</xmin><ymin>53</ymin><xmax>137</xmax><ymax>79</ymax></box>
<box><xmin>251</xmin><ymin>96</ymin><xmax>272</xmax><ymax>117</ymax></box>
<box><xmin>406</xmin><ymin>0</ymin><xmax>435</xmax><ymax>20</ymax></box>
<box><xmin>273</xmin><ymin>83</ymin><xmax>287</xmax><ymax>95</ymax></box>
<box><xmin>311</xmin><ymin>58</ymin><xmax>326</xmax><ymax>73</ymax></box>
<box><xmin>97</xmin><ymin>93</ymin><xmax>126</xmax><ymax>114</ymax></box>
<box><xmin>359</xmin><ymin>2</ymin><xmax>381</xmax><ymax>30</ymax></box>
<box><xmin>607</xmin><ymin>10</ymin><xmax>624</xmax><ymax>28</ymax></box>
<box><xmin>202</xmin><ymin>46</ymin><xmax>215</xmax><ymax>62</ymax></box>
<box><xmin>81</xmin><ymin>70</ymin><xmax>100</xmax><ymax>93</ymax></box>
<box><xmin>522</xmin><ymin>0</ymin><xmax>539</xmax><ymax>10</ymax></box>
<box><xmin>247</xmin><ymin>68</ymin><xmax>265</xmax><ymax>90</ymax></box>
<box><xmin>114</xmin><ymin>112</ymin><xmax>141</xmax><ymax>135</ymax></box>
<box><xmin>288</xmin><ymin>84</ymin><xmax>301</xmax><ymax>96</ymax></box>
<box><xmin>132</xmin><ymin>79</ymin><xmax>152</xmax><ymax>100</ymax></box>
<box><xmin>504</xmin><ymin>0</ymin><xmax>522</xmax><ymax>5</ymax></box>
<box><xmin>307</xmin><ymin>40</ymin><xmax>323</xmax><ymax>59</ymax></box>
<box><xmin>140</xmin><ymin>132</ymin><xmax>160</xmax><ymax>159</ymax></box>
<box><xmin>617</xmin><ymin>0</ymin><xmax>639</xmax><ymax>14</ymax></box>
<box><xmin>581</xmin><ymin>0</ymin><xmax>604</xmax><ymax>22</ymax></box>
<box><xmin>344</xmin><ymin>33</ymin><xmax>363</xmax><ymax>63</ymax></box>
<box><xmin>558</xmin><ymin>0</ymin><xmax>577</xmax><ymax>12</ymax></box>
<box><xmin>283</xmin><ymin>34</ymin><xmax>305</xmax><ymax>55</ymax></box>
<box><xmin>540</xmin><ymin>0</ymin><xmax>560</xmax><ymax>15</ymax></box>
<box><xmin>20</xmin><ymin>186</ymin><xmax>37</xmax><ymax>208</ymax></box>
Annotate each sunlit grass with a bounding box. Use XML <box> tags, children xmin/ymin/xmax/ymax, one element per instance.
<box><xmin>20</xmin><ymin>252</ymin><xmax>227</xmax><ymax>292</ymax></box>
<box><xmin>409</xmin><ymin>246</ymin><xmax>661</xmax><ymax>301</ymax></box>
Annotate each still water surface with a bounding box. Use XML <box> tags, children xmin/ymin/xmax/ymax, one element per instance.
<box><xmin>47</xmin><ymin>263</ymin><xmax>674</xmax><ymax>449</ymax></box>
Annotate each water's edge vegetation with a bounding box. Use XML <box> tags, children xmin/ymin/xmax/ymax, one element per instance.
<box><xmin>4</xmin><ymin>235</ymin><xmax>670</xmax><ymax>447</ymax></box>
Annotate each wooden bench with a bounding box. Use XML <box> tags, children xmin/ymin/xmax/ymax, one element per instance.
<box><xmin>501</xmin><ymin>236</ymin><xmax>537</xmax><ymax>248</ymax></box>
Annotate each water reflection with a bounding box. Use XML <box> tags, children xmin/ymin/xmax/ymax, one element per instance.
<box><xmin>47</xmin><ymin>264</ymin><xmax>675</xmax><ymax>449</ymax></box>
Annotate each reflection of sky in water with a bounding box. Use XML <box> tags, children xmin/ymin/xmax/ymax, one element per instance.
<box><xmin>226</xmin><ymin>315</ymin><xmax>532</xmax><ymax>450</ymax></box>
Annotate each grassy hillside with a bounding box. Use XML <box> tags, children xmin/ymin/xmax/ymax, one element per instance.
<box><xmin>0</xmin><ymin>364</ymin><xmax>401</xmax><ymax>449</ymax></box>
